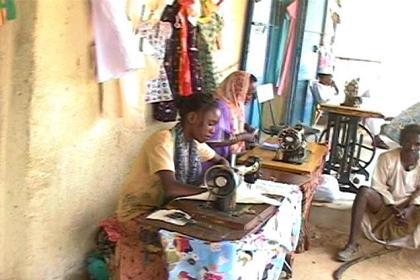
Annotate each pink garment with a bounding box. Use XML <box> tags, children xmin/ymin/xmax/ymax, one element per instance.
<box><xmin>215</xmin><ymin>71</ymin><xmax>251</xmax><ymax>154</ymax></box>
<box><xmin>98</xmin><ymin>217</ymin><xmax>124</xmax><ymax>242</ymax></box>
<box><xmin>91</xmin><ymin>0</ymin><xmax>144</xmax><ymax>82</ymax></box>
<box><xmin>114</xmin><ymin>217</ymin><xmax>167</xmax><ymax>280</ymax></box>
<box><xmin>318</xmin><ymin>45</ymin><xmax>335</xmax><ymax>73</ymax></box>
<box><xmin>277</xmin><ymin>0</ymin><xmax>300</xmax><ymax>95</ymax></box>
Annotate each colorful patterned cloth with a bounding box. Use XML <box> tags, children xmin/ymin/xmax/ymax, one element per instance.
<box><xmin>159</xmin><ymin>185</ymin><xmax>302</xmax><ymax>280</ymax></box>
<box><xmin>381</xmin><ymin>102</ymin><xmax>420</xmax><ymax>143</ymax></box>
<box><xmin>138</xmin><ymin>21</ymin><xmax>174</xmax><ymax>103</ymax></box>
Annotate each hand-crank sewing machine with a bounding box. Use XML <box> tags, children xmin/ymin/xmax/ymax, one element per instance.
<box><xmin>273</xmin><ymin>125</ymin><xmax>309</xmax><ymax>164</ymax></box>
<box><xmin>164</xmin><ymin>156</ymin><xmax>282</xmax><ymax>233</ymax></box>
<box><xmin>204</xmin><ymin>156</ymin><xmax>261</xmax><ymax>212</ymax></box>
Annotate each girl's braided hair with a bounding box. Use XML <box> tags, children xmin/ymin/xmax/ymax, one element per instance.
<box><xmin>175</xmin><ymin>93</ymin><xmax>218</xmax><ymax>123</ymax></box>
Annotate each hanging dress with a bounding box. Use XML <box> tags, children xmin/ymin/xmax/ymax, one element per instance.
<box><xmin>138</xmin><ymin>21</ymin><xmax>174</xmax><ymax>103</ymax></box>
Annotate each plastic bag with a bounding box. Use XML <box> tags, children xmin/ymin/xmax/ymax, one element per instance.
<box><xmin>314</xmin><ymin>174</ymin><xmax>340</xmax><ymax>202</ymax></box>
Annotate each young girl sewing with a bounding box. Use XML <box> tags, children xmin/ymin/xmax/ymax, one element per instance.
<box><xmin>114</xmin><ymin>93</ymin><xmax>228</xmax><ymax>279</ymax></box>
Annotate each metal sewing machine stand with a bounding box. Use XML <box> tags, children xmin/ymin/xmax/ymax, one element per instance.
<box><xmin>319</xmin><ymin>104</ymin><xmax>384</xmax><ymax>193</ymax></box>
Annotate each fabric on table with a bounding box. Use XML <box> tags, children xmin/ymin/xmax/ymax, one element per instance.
<box><xmin>160</xmin><ymin>184</ymin><xmax>302</xmax><ymax>280</ymax></box>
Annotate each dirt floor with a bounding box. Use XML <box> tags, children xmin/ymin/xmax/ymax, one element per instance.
<box><xmin>292</xmin><ymin>206</ymin><xmax>420</xmax><ymax>280</ymax></box>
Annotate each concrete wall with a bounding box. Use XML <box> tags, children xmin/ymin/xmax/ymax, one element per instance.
<box><xmin>0</xmin><ymin>0</ymin><xmax>247</xmax><ymax>278</ymax></box>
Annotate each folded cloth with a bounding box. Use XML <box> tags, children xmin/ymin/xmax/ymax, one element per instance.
<box><xmin>260</xmin><ymin>142</ymin><xmax>279</xmax><ymax>151</ymax></box>
<box><xmin>175</xmin><ymin>179</ymin><xmax>300</xmax><ymax>206</ymax></box>
<box><xmin>147</xmin><ymin>209</ymin><xmax>192</xmax><ymax>226</ymax></box>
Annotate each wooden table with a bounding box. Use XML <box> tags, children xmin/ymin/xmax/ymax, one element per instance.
<box><xmin>239</xmin><ymin>142</ymin><xmax>328</xmax><ymax>176</ymax></box>
<box><xmin>319</xmin><ymin>104</ymin><xmax>384</xmax><ymax>192</ymax></box>
<box><xmin>140</xmin><ymin>200</ymin><xmax>280</xmax><ymax>242</ymax></box>
<box><xmin>139</xmin><ymin>187</ymin><xmax>303</xmax><ymax>279</ymax></box>
<box><xmin>238</xmin><ymin>142</ymin><xmax>328</xmax><ymax>252</ymax></box>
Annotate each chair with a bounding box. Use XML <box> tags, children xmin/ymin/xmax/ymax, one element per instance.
<box><xmin>308</xmin><ymin>81</ymin><xmax>324</xmax><ymax>126</ymax></box>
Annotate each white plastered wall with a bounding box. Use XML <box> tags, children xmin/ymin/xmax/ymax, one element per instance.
<box><xmin>0</xmin><ymin>0</ymin><xmax>247</xmax><ymax>278</ymax></box>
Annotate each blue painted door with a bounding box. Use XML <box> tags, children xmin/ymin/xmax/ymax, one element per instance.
<box><xmin>289</xmin><ymin>0</ymin><xmax>327</xmax><ymax>125</ymax></box>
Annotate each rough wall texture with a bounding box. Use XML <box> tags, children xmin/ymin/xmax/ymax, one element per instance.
<box><xmin>0</xmin><ymin>1</ymin><xmax>37</xmax><ymax>278</ymax></box>
<box><xmin>0</xmin><ymin>0</ymin><xmax>247</xmax><ymax>279</ymax></box>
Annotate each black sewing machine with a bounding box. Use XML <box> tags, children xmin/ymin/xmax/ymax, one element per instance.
<box><xmin>273</xmin><ymin>125</ymin><xmax>308</xmax><ymax>164</ymax></box>
<box><xmin>204</xmin><ymin>156</ymin><xmax>261</xmax><ymax>212</ymax></box>
<box><xmin>163</xmin><ymin>156</ymin><xmax>284</xmax><ymax>232</ymax></box>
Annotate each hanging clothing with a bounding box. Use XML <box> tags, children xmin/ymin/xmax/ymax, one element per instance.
<box><xmin>197</xmin><ymin>11</ymin><xmax>224</xmax><ymax>94</ymax></box>
<box><xmin>138</xmin><ymin>21</ymin><xmax>174</xmax><ymax>103</ymax></box>
<box><xmin>277</xmin><ymin>0</ymin><xmax>300</xmax><ymax>95</ymax></box>
<box><xmin>318</xmin><ymin>45</ymin><xmax>335</xmax><ymax>74</ymax></box>
<box><xmin>162</xmin><ymin>2</ymin><xmax>204</xmax><ymax>96</ymax></box>
<box><xmin>90</xmin><ymin>0</ymin><xmax>144</xmax><ymax>83</ymax></box>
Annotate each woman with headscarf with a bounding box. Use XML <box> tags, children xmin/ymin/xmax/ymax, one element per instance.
<box><xmin>206</xmin><ymin>71</ymin><xmax>258</xmax><ymax>161</ymax></box>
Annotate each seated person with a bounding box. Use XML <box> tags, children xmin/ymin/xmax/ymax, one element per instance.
<box><xmin>336</xmin><ymin>124</ymin><xmax>420</xmax><ymax>262</ymax></box>
<box><xmin>365</xmin><ymin>117</ymin><xmax>390</xmax><ymax>149</ymax></box>
<box><xmin>114</xmin><ymin>93</ymin><xmax>228</xmax><ymax>279</ymax></box>
<box><xmin>312</xmin><ymin>71</ymin><xmax>389</xmax><ymax>149</ymax></box>
<box><xmin>206</xmin><ymin>71</ymin><xmax>259</xmax><ymax>162</ymax></box>
<box><xmin>311</xmin><ymin>69</ymin><xmax>341</xmax><ymax>105</ymax></box>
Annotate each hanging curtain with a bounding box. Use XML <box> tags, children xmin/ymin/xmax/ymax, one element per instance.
<box><xmin>277</xmin><ymin>0</ymin><xmax>301</xmax><ymax>96</ymax></box>
<box><xmin>264</xmin><ymin>0</ymin><xmax>291</xmax><ymax>84</ymax></box>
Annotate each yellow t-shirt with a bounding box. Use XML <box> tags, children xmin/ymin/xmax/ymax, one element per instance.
<box><xmin>116</xmin><ymin>128</ymin><xmax>216</xmax><ymax>222</ymax></box>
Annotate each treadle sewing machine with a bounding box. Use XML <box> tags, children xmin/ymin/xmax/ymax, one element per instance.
<box><xmin>319</xmin><ymin>78</ymin><xmax>385</xmax><ymax>192</ymax></box>
<box><xmin>273</xmin><ymin>125</ymin><xmax>309</xmax><ymax>164</ymax></box>
<box><xmin>142</xmin><ymin>156</ymin><xmax>284</xmax><ymax>241</ymax></box>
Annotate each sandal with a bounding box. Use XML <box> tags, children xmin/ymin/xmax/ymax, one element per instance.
<box><xmin>336</xmin><ymin>244</ymin><xmax>359</xmax><ymax>262</ymax></box>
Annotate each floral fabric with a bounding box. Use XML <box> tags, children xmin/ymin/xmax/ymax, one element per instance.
<box><xmin>159</xmin><ymin>185</ymin><xmax>302</xmax><ymax>280</ymax></box>
<box><xmin>138</xmin><ymin>21</ymin><xmax>174</xmax><ymax>103</ymax></box>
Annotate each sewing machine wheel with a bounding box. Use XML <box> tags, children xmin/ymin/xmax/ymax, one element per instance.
<box><xmin>204</xmin><ymin>166</ymin><xmax>236</xmax><ymax>198</ymax></box>
<box><xmin>278</xmin><ymin>127</ymin><xmax>305</xmax><ymax>151</ymax></box>
<box><xmin>319</xmin><ymin>123</ymin><xmax>375</xmax><ymax>173</ymax></box>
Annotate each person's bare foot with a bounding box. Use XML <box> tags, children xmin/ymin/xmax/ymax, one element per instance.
<box><xmin>372</xmin><ymin>135</ymin><xmax>390</xmax><ymax>150</ymax></box>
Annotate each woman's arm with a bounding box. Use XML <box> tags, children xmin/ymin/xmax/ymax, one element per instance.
<box><xmin>208</xmin><ymin>132</ymin><xmax>257</xmax><ymax>147</ymax></box>
<box><xmin>208</xmin><ymin>153</ymin><xmax>230</xmax><ymax>166</ymax></box>
<box><xmin>157</xmin><ymin>170</ymin><xmax>207</xmax><ymax>203</ymax></box>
